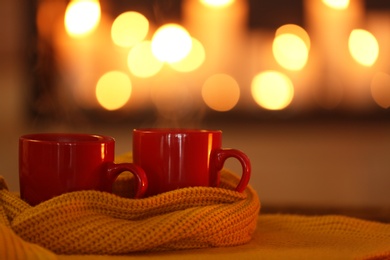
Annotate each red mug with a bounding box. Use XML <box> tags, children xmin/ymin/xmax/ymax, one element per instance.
<box><xmin>132</xmin><ymin>129</ymin><xmax>251</xmax><ymax>197</ymax></box>
<box><xmin>19</xmin><ymin>133</ymin><xmax>148</xmax><ymax>206</ymax></box>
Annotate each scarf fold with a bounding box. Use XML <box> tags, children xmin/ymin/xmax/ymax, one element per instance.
<box><xmin>0</xmin><ymin>167</ymin><xmax>260</xmax><ymax>255</ymax></box>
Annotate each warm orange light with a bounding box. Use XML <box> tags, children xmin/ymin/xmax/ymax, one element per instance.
<box><xmin>37</xmin><ymin>1</ymin><xmax>65</xmax><ymax>39</ymax></box>
<box><xmin>202</xmin><ymin>74</ymin><xmax>240</xmax><ymax>112</ymax></box>
<box><xmin>111</xmin><ymin>11</ymin><xmax>149</xmax><ymax>48</ymax></box>
<box><xmin>348</xmin><ymin>29</ymin><xmax>379</xmax><ymax>67</ymax></box>
<box><xmin>170</xmin><ymin>38</ymin><xmax>205</xmax><ymax>72</ymax></box>
<box><xmin>151</xmin><ymin>24</ymin><xmax>192</xmax><ymax>63</ymax></box>
<box><xmin>200</xmin><ymin>0</ymin><xmax>235</xmax><ymax>8</ymax></box>
<box><xmin>276</xmin><ymin>24</ymin><xmax>310</xmax><ymax>50</ymax></box>
<box><xmin>95</xmin><ymin>71</ymin><xmax>132</xmax><ymax>111</ymax></box>
<box><xmin>251</xmin><ymin>71</ymin><xmax>294</xmax><ymax>110</ymax></box>
<box><xmin>371</xmin><ymin>72</ymin><xmax>390</xmax><ymax>109</ymax></box>
<box><xmin>322</xmin><ymin>0</ymin><xmax>350</xmax><ymax>10</ymax></box>
<box><xmin>64</xmin><ymin>0</ymin><xmax>101</xmax><ymax>37</ymax></box>
<box><xmin>150</xmin><ymin>82</ymin><xmax>193</xmax><ymax>120</ymax></box>
<box><xmin>127</xmin><ymin>41</ymin><xmax>164</xmax><ymax>78</ymax></box>
<box><xmin>273</xmin><ymin>24</ymin><xmax>310</xmax><ymax>71</ymax></box>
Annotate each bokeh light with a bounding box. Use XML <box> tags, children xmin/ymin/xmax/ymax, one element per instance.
<box><xmin>64</xmin><ymin>0</ymin><xmax>101</xmax><ymax>37</ymax></box>
<box><xmin>348</xmin><ymin>29</ymin><xmax>379</xmax><ymax>67</ymax></box>
<box><xmin>111</xmin><ymin>11</ymin><xmax>149</xmax><ymax>48</ymax></box>
<box><xmin>322</xmin><ymin>0</ymin><xmax>350</xmax><ymax>10</ymax></box>
<box><xmin>251</xmin><ymin>71</ymin><xmax>294</xmax><ymax>110</ymax></box>
<box><xmin>201</xmin><ymin>74</ymin><xmax>240</xmax><ymax>112</ymax></box>
<box><xmin>273</xmin><ymin>24</ymin><xmax>310</xmax><ymax>71</ymax></box>
<box><xmin>276</xmin><ymin>24</ymin><xmax>311</xmax><ymax>50</ymax></box>
<box><xmin>127</xmin><ymin>41</ymin><xmax>164</xmax><ymax>78</ymax></box>
<box><xmin>200</xmin><ymin>0</ymin><xmax>235</xmax><ymax>8</ymax></box>
<box><xmin>95</xmin><ymin>71</ymin><xmax>132</xmax><ymax>111</ymax></box>
<box><xmin>151</xmin><ymin>23</ymin><xmax>192</xmax><ymax>63</ymax></box>
<box><xmin>169</xmin><ymin>38</ymin><xmax>206</xmax><ymax>72</ymax></box>
<box><xmin>370</xmin><ymin>72</ymin><xmax>390</xmax><ymax>109</ymax></box>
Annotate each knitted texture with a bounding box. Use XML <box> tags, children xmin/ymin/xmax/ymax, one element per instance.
<box><xmin>0</xmin><ymin>153</ymin><xmax>260</xmax><ymax>255</ymax></box>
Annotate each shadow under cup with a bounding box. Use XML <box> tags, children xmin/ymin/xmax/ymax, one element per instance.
<box><xmin>132</xmin><ymin>129</ymin><xmax>251</xmax><ymax>197</ymax></box>
<box><xmin>19</xmin><ymin>133</ymin><xmax>147</xmax><ymax>206</ymax></box>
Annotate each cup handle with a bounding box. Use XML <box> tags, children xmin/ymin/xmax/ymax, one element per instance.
<box><xmin>212</xmin><ymin>148</ymin><xmax>251</xmax><ymax>192</ymax></box>
<box><xmin>106</xmin><ymin>162</ymin><xmax>148</xmax><ymax>198</ymax></box>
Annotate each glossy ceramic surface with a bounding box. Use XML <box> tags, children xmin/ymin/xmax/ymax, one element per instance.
<box><xmin>132</xmin><ymin>129</ymin><xmax>251</xmax><ymax>197</ymax></box>
<box><xmin>19</xmin><ymin>133</ymin><xmax>147</xmax><ymax>205</ymax></box>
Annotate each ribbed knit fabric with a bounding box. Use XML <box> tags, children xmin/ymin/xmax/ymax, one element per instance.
<box><xmin>0</xmin><ymin>177</ymin><xmax>57</xmax><ymax>259</ymax></box>
<box><xmin>3</xmin><ymin>153</ymin><xmax>389</xmax><ymax>259</ymax></box>
<box><xmin>0</xmin><ymin>152</ymin><xmax>260</xmax><ymax>255</ymax></box>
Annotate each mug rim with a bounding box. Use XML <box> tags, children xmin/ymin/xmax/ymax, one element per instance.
<box><xmin>20</xmin><ymin>133</ymin><xmax>114</xmax><ymax>144</ymax></box>
<box><xmin>133</xmin><ymin>128</ymin><xmax>222</xmax><ymax>134</ymax></box>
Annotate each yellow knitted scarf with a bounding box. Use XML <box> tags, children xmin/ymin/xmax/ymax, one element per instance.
<box><xmin>0</xmin><ymin>153</ymin><xmax>260</xmax><ymax>255</ymax></box>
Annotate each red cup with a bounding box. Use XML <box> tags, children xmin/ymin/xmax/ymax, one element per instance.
<box><xmin>132</xmin><ymin>129</ymin><xmax>251</xmax><ymax>197</ymax></box>
<box><xmin>19</xmin><ymin>133</ymin><xmax>148</xmax><ymax>206</ymax></box>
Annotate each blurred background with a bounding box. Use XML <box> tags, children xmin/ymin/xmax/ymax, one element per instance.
<box><xmin>1</xmin><ymin>0</ymin><xmax>389</xmax><ymax>220</ymax></box>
